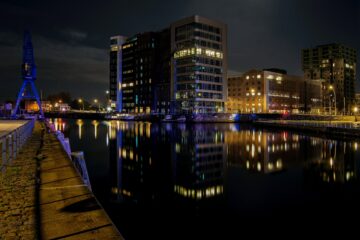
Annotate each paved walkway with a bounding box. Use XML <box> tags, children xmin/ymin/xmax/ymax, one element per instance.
<box><xmin>0</xmin><ymin>120</ymin><xmax>29</xmax><ymax>138</ymax></box>
<box><xmin>0</xmin><ymin>122</ymin><xmax>123</xmax><ymax>239</ymax></box>
<box><xmin>0</xmin><ymin>122</ymin><xmax>40</xmax><ymax>239</ymax></box>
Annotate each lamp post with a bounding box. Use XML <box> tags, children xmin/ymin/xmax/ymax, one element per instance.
<box><xmin>105</xmin><ymin>90</ymin><xmax>110</xmax><ymax>109</ymax></box>
<box><xmin>78</xmin><ymin>98</ymin><xmax>84</xmax><ymax>111</ymax></box>
<box><xmin>329</xmin><ymin>85</ymin><xmax>336</xmax><ymax>116</ymax></box>
<box><xmin>94</xmin><ymin>99</ymin><xmax>100</xmax><ymax>112</ymax></box>
<box><xmin>353</xmin><ymin>106</ymin><xmax>358</xmax><ymax>114</ymax></box>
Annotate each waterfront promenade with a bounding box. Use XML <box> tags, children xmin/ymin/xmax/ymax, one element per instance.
<box><xmin>255</xmin><ymin>119</ymin><xmax>360</xmax><ymax>139</ymax></box>
<box><xmin>0</xmin><ymin>121</ymin><xmax>122</xmax><ymax>239</ymax></box>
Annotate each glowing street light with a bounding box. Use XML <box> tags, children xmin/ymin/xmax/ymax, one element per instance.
<box><xmin>94</xmin><ymin>99</ymin><xmax>100</xmax><ymax>111</ymax></box>
<box><xmin>353</xmin><ymin>107</ymin><xmax>358</xmax><ymax>113</ymax></box>
<box><xmin>78</xmin><ymin>98</ymin><xmax>84</xmax><ymax>110</ymax></box>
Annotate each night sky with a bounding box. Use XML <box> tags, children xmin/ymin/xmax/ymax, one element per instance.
<box><xmin>0</xmin><ymin>0</ymin><xmax>359</xmax><ymax>102</ymax></box>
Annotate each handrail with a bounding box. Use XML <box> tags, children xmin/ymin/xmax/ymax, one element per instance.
<box><xmin>0</xmin><ymin>119</ymin><xmax>35</xmax><ymax>173</ymax></box>
<box><xmin>44</xmin><ymin>119</ymin><xmax>92</xmax><ymax>190</ymax></box>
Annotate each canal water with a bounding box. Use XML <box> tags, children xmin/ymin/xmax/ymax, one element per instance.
<box><xmin>52</xmin><ymin>118</ymin><xmax>360</xmax><ymax>238</ymax></box>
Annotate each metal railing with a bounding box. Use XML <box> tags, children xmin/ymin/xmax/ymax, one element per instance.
<box><xmin>44</xmin><ymin>119</ymin><xmax>92</xmax><ymax>189</ymax></box>
<box><xmin>0</xmin><ymin>119</ymin><xmax>35</xmax><ymax>173</ymax></box>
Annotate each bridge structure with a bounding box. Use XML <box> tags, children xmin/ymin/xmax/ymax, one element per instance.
<box><xmin>12</xmin><ymin>31</ymin><xmax>44</xmax><ymax>118</ymax></box>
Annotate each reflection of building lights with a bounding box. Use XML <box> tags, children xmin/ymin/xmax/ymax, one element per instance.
<box><xmin>246</xmin><ymin>161</ymin><xmax>250</xmax><ymax>169</ymax></box>
<box><xmin>346</xmin><ymin>171</ymin><xmax>354</xmax><ymax>181</ymax></box>
<box><xmin>267</xmin><ymin>163</ymin><xmax>274</xmax><ymax>170</ymax></box>
<box><xmin>329</xmin><ymin>158</ymin><xmax>333</xmax><ymax>167</ymax></box>
<box><xmin>122</xmin><ymin>149</ymin><xmax>127</xmax><ymax>159</ymax></box>
<box><xmin>76</xmin><ymin>119</ymin><xmax>83</xmax><ymax>139</ymax></box>
<box><xmin>257</xmin><ymin>162</ymin><xmax>261</xmax><ymax>171</ymax></box>
<box><xmin>174</xmin><ymin>185</ymin><xmax>223</xmax><ymax>199</ymax></box>
<box><xmin>92</xmin><ymin>120</ymin><xmax>99</xmax><ymax>139</ymax></box>
<box><xmin>129</xmin><ymin>150</ymin><xmax>134</xmax><ymax>160</ymax></box>
<box><xmin>146</xmin><ymin>123</ymin><xmax>151</xmax><ymax>138</ymax></box>
<box><xmin>276</xmin><ymin>159</ymin><xmax>282</xmax><ymax>169</ymax></box>
<box><xmin>175</xmin><ymin>143</ymin><xmax>181</xmax><ymax>153</ymax></box>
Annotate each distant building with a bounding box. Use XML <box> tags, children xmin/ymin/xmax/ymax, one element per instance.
<box><xmin>226</xmin><ymin>69</ymin><xmax>323</xmax><ymax>114</ymax></box>
<box><xmin>110</xmin><ymin>15</ymin><xmax>227</xmax><ymax>114</ymax></box>
<box><xmin>0</xmin><ymin>103</ymin><xmax>12</xmax><ymax>117</ymax></box>
<box><xmin>25</xmin><ymin>101</ymin><xmax>40</xmax><ymax>112</ymax></box>
<box><xmin>171</xmin><ymin>15</ymin><xmax>228</xmax><ymax>113</ymax></box>
<box><xmin>41</xmin><ymin>101</ymin><xmax>52</xmax><ymax>112</ymax></box>
<box><xmin>302</xmin><ymin>43</ymin><xmax>357</xmax><ymax>114</ymax></box>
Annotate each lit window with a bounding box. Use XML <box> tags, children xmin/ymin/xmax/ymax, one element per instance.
<box><xmin>246</xmin><ymin>76</ymin><xmax>249</xmax><ymax>80</ymax></box>
<box><xmin>257</xmin><ymin>74</ymin><xmax>261</xmax><ymax>79</ymax></box>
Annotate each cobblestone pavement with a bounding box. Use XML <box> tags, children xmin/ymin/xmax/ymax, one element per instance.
<box><xmin>0</xmin><ymin>122</ymin><xmax>42</xmax><ymax>239</ymax></box>
<box><xmin>1</xmin><ymin>122</ymin><xmax>123</xmax><ymax>240</ymax></box>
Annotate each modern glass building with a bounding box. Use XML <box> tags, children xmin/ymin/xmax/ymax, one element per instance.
<box><xmin>171</xmin><ymin>15</ymin><xmax>228</xmax><ymax>114</ymax></box>
<box><xmin>110</xmin><ymin>15</ymin><xmax>227</xmax><ymax>114</ymax></box>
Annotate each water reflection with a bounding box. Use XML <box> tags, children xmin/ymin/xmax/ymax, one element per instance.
<box><xmin>92</xmin><ymin>120</ymin><xmax>99</xmax><ymax>139</ymax></box>
<box><xmin>305</xmin><ymin>140</ymin><xmax>358</xmax><ymax>184</ymax></box>
<box><xmin>56</xmin><ymin>119</ymin><xmax>360</xmax><ymax>238</ymax></box>
<box><xmin>105</xmin><ymin>122</ymin><xmax>360</xmax><ymax>204</ymax></box>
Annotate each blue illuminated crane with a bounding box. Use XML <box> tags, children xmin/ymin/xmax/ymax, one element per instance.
<box><xmin>12</xmin><ymin>31</ymin><xmax>44</xmax><ymax>118</ymax></box>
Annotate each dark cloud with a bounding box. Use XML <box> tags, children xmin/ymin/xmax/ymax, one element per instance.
<box><xmin>0</xmin><ymin>0</ymin><xmax>358</xmax><ymax>102</ymax></box>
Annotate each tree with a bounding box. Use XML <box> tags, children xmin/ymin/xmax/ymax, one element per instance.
<box><xmin>46</xmin><ymin>92</ymin><xmax>72</xmax><ymax>103</ymax></box>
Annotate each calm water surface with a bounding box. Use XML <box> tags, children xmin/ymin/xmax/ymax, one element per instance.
<box><xmin>52</xmin><ymin>118</ymin><xmax>360</xmax><ymax>238</ymax></box>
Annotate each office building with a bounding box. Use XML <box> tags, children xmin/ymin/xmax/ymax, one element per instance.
<box><xmin>111</xmin><ymin>30</ymin><xmax>171</xmax><ymax>114</ymax></box>
<box><xmin>171</xmin><ymin>15</ymin><xmax>227</xmax><ymax>113</ymax></box>
<box><xmin>302</xmin><ymin>43</ymin><xmax>357</xmax><ymax>114</ymax></box>
<box><xmin>226</xmin><ymin>69</ymin><xmax>323</xmax><ymax>113</ymax></box>
<box><xmin>110</xmin><ymin>15</ymin><xmax>227</xmax><ymax>114</ymax></box>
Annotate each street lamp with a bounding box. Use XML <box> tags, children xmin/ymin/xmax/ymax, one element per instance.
<box><xmin>94</xmin><ymin>99</ymin><xmax>100</xmax><ymax>111</ymax></box>
<box><xmin>78</xmin><ymin>98</ymin><xmax>84</xmax><ymax>111</ymax></box>
<box><xmin>329</xmin><ymin>85</ymin><xmax>336</xmax><ymax>116</ymax></box>
<box><xmin>353</xmin><ymin>106</ymin><xmax>358</xmax><ymax>114</ymax></box>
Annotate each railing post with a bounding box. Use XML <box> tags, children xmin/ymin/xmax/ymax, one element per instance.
<box><xmin>12</xmin><ymin>132</ymin><xmax>17</xmax><ymax>160</ymax></box>
<box><xmin>1</xmin><ymin>138</ymin><xmax>6</xmax><ymax>172</ymax></box>
<box><xmin>7</xmin><ymin>135</ymin><xmax>12</xmax><ymax>164</ymax></box>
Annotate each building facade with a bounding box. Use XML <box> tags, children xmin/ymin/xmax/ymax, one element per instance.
<box><xmin>122</xmin><ymin>30</ymin><xmax>171</xmax><ymax>114</ymax></box>
<box><xmin>226</xmin><ymin>69</ymin><xmax>323</xmax><ymax>113</ymax></box>
<box><xmin>171</xmin><ymin>16</ymin><xmax>227</xmax><ymax>113</ymax></box>
<box><xmin>110</xmin><ymin>36</ymin><xmax>127</xmax><ymax>111</ymax></box>
<box><xmin>302</xmin><ymin>43</ymin><xmax>357</xmax><ymax>114</ymax></box>
<box><xmin>110</xmin><ymin>15</ymin><xmax>227</xmax><ymax>114</ymax></box>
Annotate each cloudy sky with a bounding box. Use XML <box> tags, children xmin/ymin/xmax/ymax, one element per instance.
<box><xmin>0</xmin><ymin>0</ymin><xmax>359</xmax><ymax>102</ymax></box>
